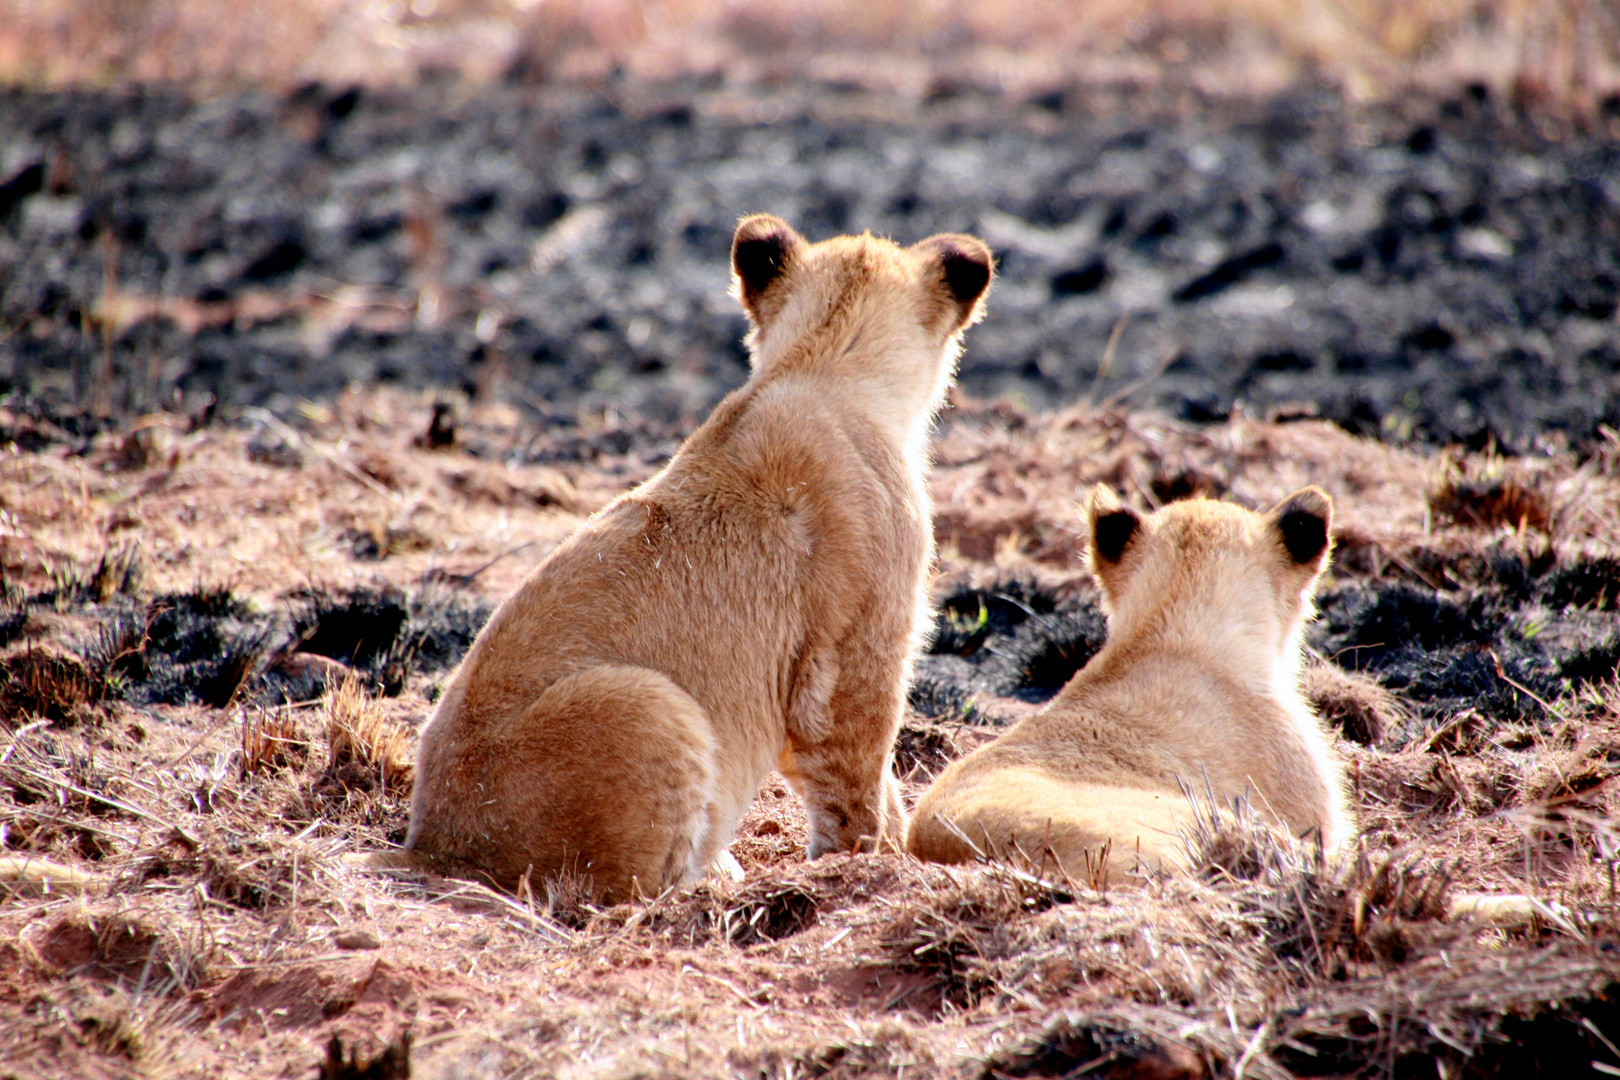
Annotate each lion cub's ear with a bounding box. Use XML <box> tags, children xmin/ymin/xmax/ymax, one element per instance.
<box><xmin>1268</xmin><ymin>486</ymin><xmax>1334</xmax><ymax>571</ymax></box>
<box><xmin>1084</xmin><ymin>486</ymin><xmax>1141</xmax><ymax>612</ymax></box>
<box><xmin>912</xmin><ymin>234</ymin><xmax>994</xmax><ymax>329</ymax></box>
<box><xmin>1085</xmin><ymin>485</ymin><xmax>1141</xmax><ymax>566</ymax></box>
<box><xmin>732</xmin><ymin>214</ymin><xmax>807</xmax><ymax>322</ymax></box>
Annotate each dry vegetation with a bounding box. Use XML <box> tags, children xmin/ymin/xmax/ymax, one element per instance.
<box><xmin>2</xmin><ymin>0</ymin><xmax>1619</xmax><ymax>110</ymax></box>
<box><xmin>2</xmin><ymin>389</ymin><xmax>1619</xmax><ymax>1078</ymax></box>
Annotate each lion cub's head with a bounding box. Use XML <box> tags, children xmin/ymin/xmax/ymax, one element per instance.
<box><xmin>729</xmin><ymin>214</ymin><xmax>992</xmax><ymax>420</ymax></box>
<box><xmin>1083</xmin><ymin>486</ymin><xmax>1334</xmax><ymax>659</ymax></box>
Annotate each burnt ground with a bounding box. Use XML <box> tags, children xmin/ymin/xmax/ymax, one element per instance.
<box><xmin>1</xmin><ymin>75</ymin><xmax>1619</xmax><ymax>1080</ymax></box>
<box><xmin>2</xmin><ymin>79</ymin><xmax>1620</xmax><ymax>452</ymax></box>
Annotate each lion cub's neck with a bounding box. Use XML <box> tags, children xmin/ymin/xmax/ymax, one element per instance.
<box><xmin>1103</xmin><ymin>551</ymin><xmax>1301</xmax><ymax>688</ymax></box>
<box><xmin>751</xmin><ymin>315</ymin><xmax>958</xmax><ymax>470</ymax></box>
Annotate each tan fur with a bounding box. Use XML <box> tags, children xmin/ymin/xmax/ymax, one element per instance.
<box><xmin>908</xmin><ymin>487</ymin><xmax>1353</xmax><ymax>878</ymax></box>
<box><xmin>398</xmin><ymin>216</ymin><xmax>993</xmax><ymax>902</ymax></box>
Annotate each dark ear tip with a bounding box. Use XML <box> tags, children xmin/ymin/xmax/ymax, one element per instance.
<box><xmin>1092</xmin><ymin>508</ymin><xmax>1140</xmax><ymax>564</ymax></box>
<box><xmin>1282</xmin><ymin>485</ymin><xmax>1332</xmax><ymax>517</ymax></box>
<box><xmin>733</xmin><ymin>234</ymin><xmax>789</xmax><ymax>271</ymax></box>
<box><xmin>733</xmin><ymin>214</ymin><xmax>792</xmax><ymax>247</ymax></box>
<box><xmin>732</xmin><ymin>216</ymin><xmax>801</xmax><ymax>303</ymax></box>
<box><xmin>1275</xmin><ymin>487</ymin><xmax>1333</xmax><ymax>565</ymax></box>
<box><xmin>919</xmin><ymin>234</ymin><xmax>994</xmax><ymax>308</ymax></box>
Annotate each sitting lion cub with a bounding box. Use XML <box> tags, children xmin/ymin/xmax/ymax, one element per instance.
<box><xmin>908</xmin><ymin>486</ymin><xmax>1352</xmax><ymax>877</ymax></box>
<box><xmin>397</xmin><ymin>215</ymin><xmax>993</xmax><ymax>902</ymax></box>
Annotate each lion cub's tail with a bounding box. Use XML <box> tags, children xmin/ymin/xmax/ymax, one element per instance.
<box><xmin>1447</xmin><ymin>891</ymin><xmax>1564</xmax><ymax>929</ymax></box>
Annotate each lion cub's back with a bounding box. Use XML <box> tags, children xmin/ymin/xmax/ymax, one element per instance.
<box><xmin>443</xmin><ymin>391</ymin><xmax>917</xmax><ymax>727</ymax></box>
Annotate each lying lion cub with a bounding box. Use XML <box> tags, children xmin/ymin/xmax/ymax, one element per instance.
<box><xmin>391</xmin><ymin>215</ymin><xmax>993</xmax><ymax>902</ymax></box>
<box><xmin>908</xmin><ymin>486</ymin><xmax>1352</xmax><ymax>877</ymax></box>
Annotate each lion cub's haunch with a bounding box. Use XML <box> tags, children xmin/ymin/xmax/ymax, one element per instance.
<box><xmin>908</xmin><ymin>487</ymin><xmax>1351</xmax><ymax>877</ymax></box>
<box><xmin>403</xmin><ymin>216</ymin><xmax>993</xmax><ymax>902</ymax></box>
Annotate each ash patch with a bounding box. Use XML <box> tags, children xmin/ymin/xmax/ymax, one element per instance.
<box><xmin>1312</xmin><ymin>550</ymin><xmax>1620</xmax><ymax>739</ymax></box>
<box><xmin>288</xmin><ymin>585</ymin><xmax>490</xmax><ymax>691</ymax></box>
<box><xmin>2</xmin><ymin>560</ymin><xmax>275</xmax><ymax>711</ymax></box>
<box><xmin>911</xmin><ymin>579</ymin><xmax>1107</xmax><ymax>718</ymax></box>
<box><xmin>2</xmin><ymin>575</ymin><xmax>490</xmax><ymax>717</ymax></box>
<box><xmin>124</xmin><ymin>588</ymin><xmax>278</xmax><ymax>707</ymax></box>
<box><xmin>0</xmin><ymin>390</ymin><xmax>119</xmax><ymax>453</ymax></box>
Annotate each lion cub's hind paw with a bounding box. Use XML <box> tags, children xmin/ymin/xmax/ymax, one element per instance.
<box><xmin>343</xmin><ymin>850</ymin><xmax>418</xmax><ymax>874</ymax></box>
<box><xmin>708</xmin><ymin>848</ymin><xmax>745</xmax><ymax>883</ymax></box>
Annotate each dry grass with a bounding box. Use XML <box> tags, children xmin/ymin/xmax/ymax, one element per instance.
<box><xmin>321</xmin><ymin>671</ymin><xmax>413</xmax><ymax>794</ymax></box>
<box><xmin>1</xmin><ymin>0</ymin><xmax>1617</xmax><ymax>110</ymax></box>
<box><xmin>1429</xmin><ymin>450</ymin><xmax>1557</xmax><ymax>534</ymax></box>
<box><xmin>0</xmin><ymin>647</ymin><xmax>108</xmax><ymax>726</ymax></box>
<box><xmin>1</xmin><ymin>388</ymin><xmax>1618</xmax><ymax>1077</ymax></box>
<box><xmin>1301</xmin><ymin>661</ymin><xmax>1406</xmax><ymax>746</ymax></box>
<box><xmin>240</xmin><ymin>706</ymin><xmax>307</xmax><ymax>777</ymax></box>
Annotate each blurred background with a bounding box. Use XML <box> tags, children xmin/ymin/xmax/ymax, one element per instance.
<box><xmin>2</xmin><ymin>0</ymin><xmax>1619</xmax><ymax>451</ymax></box>
<box><xmin>3</xmin><ymin>0</ymin><xmax>1618</xmax><ymax>106</ymax></box>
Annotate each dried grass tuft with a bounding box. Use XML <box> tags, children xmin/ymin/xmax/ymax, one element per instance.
<box><xmin>1301</xmin><ymin>661</ymin><xmax>1405</xmax><ymax>746</ymax></box>
<box><xmin>1429</xmin><ymin>456</ymin><xmax>1555</xmax><ymax>534</ymax></box>
<box><xmin>125</xmin><ymin>828</ymin><xmax>349</xmax><ymax>918</ymax></box>
<box><xmin>1181</xmin><ymin>793</ymin><xmax>1456</xmax><ymax>975</ymax></box>
<box><xmin>0</xmin><ymin>647</ymin><xmax>107</xmax><ymax>726</ymax></box>
<box><xmin>1512</xmin><ymin>694</ymin><xmax>1620</xmax><ymax>835</ymax></box>
<box><xmin>719</xmin><ymin>880</ymin><xmax>820</xmax><ymax>947</ymax></box>
<box><xmin>1181</xmin><ymin>786</ymin><xmax>1299</xmax><ymax>885</ymax></box>
<box><xmin>321</xmin><ymin>672</ymin><xmax>413</xmax><ymax>793</ymax></box>
<box><xmin>893</xmin><ymin>716</ymin><xmax>963</xmax><ymax>781</ymax></box>
<box><xmin>592</xmin><ymin>873</ymin><xmax>825</xmax><ymax>949</ymax></box>
<box><xmin>239</xmin><ymin>706</ymin><xmax>307</xmax><ymax>777</ymax></box>
<box><xmin>880</xmin><ymin>863</ymin><xmax>1079</xmax><ymax>1010</ymax></box>
<box><xmin>506</xmin><ymin>863</ymin><xmax>601</xmax><ymax>932</ymax></box>
<box><xmin>85</xmin><ymin>545</ymin><xmax>145</xmax><ymax>603</ymax></box>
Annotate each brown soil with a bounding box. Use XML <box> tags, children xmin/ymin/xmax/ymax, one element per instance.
<box><xmin>2</xmin><ymin>390</ymin><xmax>1619</xmax><ymax>1078</ymax></box>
